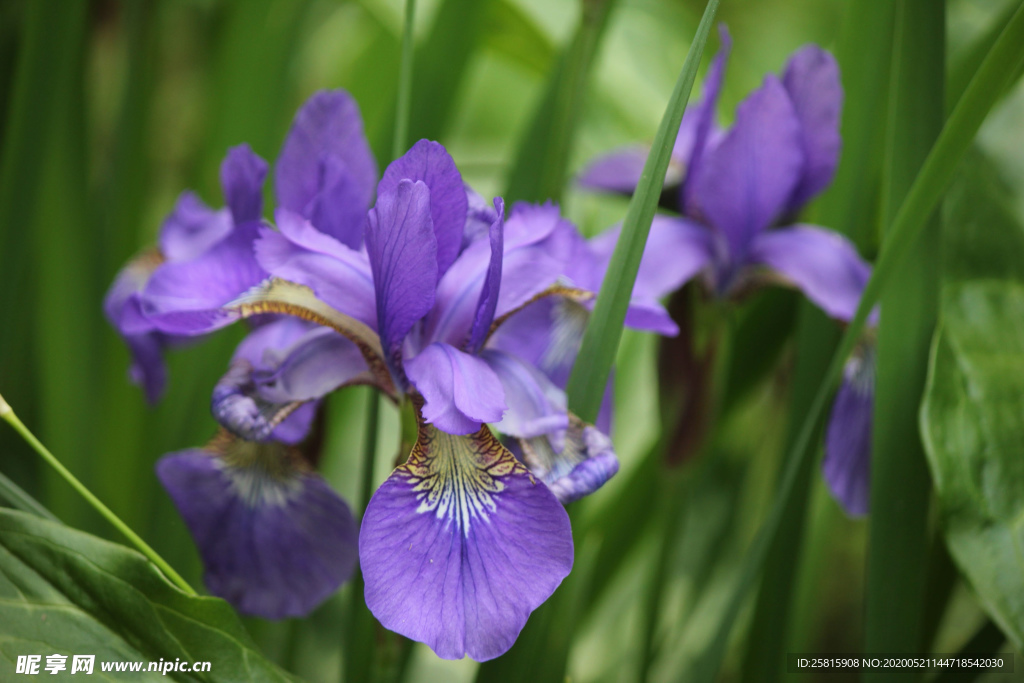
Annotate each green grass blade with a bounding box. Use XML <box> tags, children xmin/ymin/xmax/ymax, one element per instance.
<box><xmin>687</xmin><ymin>4</ymin><xmax>1024</xmax><ymax>680</ymax></box>
<box><xmin>502</xmin><ymin>0</ymin><xmax>620</xmax><ymax>205</ymax></box>
<box><xmin>0</xmin><ymin>395</ymin><xmax>195</xmax><ymax>595</ymax></box>
<box><xmin>565</xmin><ymin>0</ymin><xmax>720</xmax><ymax>423</ymax></box>
<box><xmin>865</xmin><ymin>1</ymin><xmax>945</xmax><ymax>671</ymax></box>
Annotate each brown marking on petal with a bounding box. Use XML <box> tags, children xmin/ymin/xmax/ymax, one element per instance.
<box><xmin>486</xmin><ymin>285</ymin><xmax>594</xmax><ymax>342</ymax></box>
<box><xmin>395</xmin><ymin>398</ymin><xmax>533</xmax><ymax>534</ymax></box>
<box><xmin>226</xmin><ymin>278</ymin><xmax>397</xmax><ymax>399</ymax></box>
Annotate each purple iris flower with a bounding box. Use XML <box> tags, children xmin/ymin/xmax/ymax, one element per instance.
<box><xmin>105</xmin><ymin>90</ymin><xmax>377</xmax><ymax>619</ymax></box>
<box><xmin>123</xmin><ymin>96</ymin><xmax>686</xmax><ymax>653</ymax></box>
<box><xmin>580</xmin><ymin>28</ymin><xmax>869</xmax><ymax>323</ymax></box>
<box><xmin>104</xmin><ymin>145</ymin><xmax>268</xmax><ymax>403</ymax></box>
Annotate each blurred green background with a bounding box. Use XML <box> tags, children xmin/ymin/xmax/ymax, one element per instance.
<box><xmin>0</xmin><ymin>0</ymin><xmax>1022</xmax><ymax>680</ymax></box>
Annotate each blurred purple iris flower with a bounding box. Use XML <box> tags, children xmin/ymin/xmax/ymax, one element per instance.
<box><xmin>580</xmin><ymin>27</ymin><xmax>869</xmax><ymax>322</ymax></box>
<box><xmin>107</xmin><ymin>86</ymin><xmax>687</xmax><ymax>657</ymax></box>
<box><xmin>581</xmin><ymin>27</ymin><xmax>878</xmax><ymax>515</ymax></box>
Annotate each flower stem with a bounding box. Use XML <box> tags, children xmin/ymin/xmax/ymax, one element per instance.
<box><xmin>0</xmin><ymin>392</ymin><xmax>196</xmax><ymax>595</ymax></box>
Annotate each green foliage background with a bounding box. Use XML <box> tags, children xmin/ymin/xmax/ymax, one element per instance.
<box><xmin>1</xmin><ymin>0</ymin><xmax>1023</xmax><ymax>681</ymax></box>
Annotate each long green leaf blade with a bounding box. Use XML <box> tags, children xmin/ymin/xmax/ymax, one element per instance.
<box><xmin>864</xmin><ymin>0</ymin><xmax>944</xmax><ymax>672</ymax></box>
<box><xmin>566</xmin><ymin>0</ymin><xmax>720</xmax><ymax>423</ymax></box>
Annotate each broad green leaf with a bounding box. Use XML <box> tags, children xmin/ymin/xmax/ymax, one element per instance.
<box><xmin>688</xmin><ymin>5</ymin><xmax>1024</xmax><ymax>681</ymax></box>
<box><xmin>483</xmin><ymin>0</ymin><xmax>555</xmax><ymax>77</ymax></box>
<box><xmin>566</xmin><ymin>0</ymin><xmax>720</xmax><ymax>423</ymax></box>
<box><xmin>921</xmin><ymin>281</ymin><xmax>1024</xmax><ymax>650</ymax></box>
<box><xmin>0</xmin><ymin>508</ymin><xmax>296</xmax><ymax>682</ymax></box>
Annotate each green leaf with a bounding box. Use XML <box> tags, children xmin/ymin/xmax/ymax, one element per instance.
<box><xmin>503</xmin><ymin>0</ymin><xmax>620</xmax><ymax>205</ymax></box>
<box><xmin>566</xmin><ymin>0</ymin><xmax>720</xmax><ymax>423</ymax></box>
<box><xmin>921</xmin><ymin>281</ymin><xmax>1024</xmax><ymax>651</ymax></box>
<box><xmin>0</xmin><ymin>508</ymin><xmax>296</xmax><ymax>682</ymax></box>
<box><xmin>865</xmin><ymin>0</ymin><xmax>944</xmax><ymax>666</ymax></box>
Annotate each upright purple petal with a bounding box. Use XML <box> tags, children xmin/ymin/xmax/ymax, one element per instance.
<box><xmin>680</xmin><ymin>24</ymin><xmax>732</xmax><ymax>212</ymax></box>
<box><xmin>157</xmin><ymin>438</ymin><xmax>358</xmax><ymax>619</ymax></box>
<box><xmin>255</xmin><ymin>210</ymin><xmax>377</xmax><ymax>325</ymax></box>
<box><xmin>303</xmin><ymin>154</ymin><xmax>370</xmax><ymax>249</ymax></box>
<box><xmin>213</xmin><ymin>318</ymin><xmax>370</xmax><ymax>442</ymax></box>
<box><xmin>275</xmin><ymin>89</ymin><xmax>377</xmax><ymax>224</ymax></box>
<box><xmin>748</xmin><ymin>224</ymin><xmax>870</xmax><ymax>321</ymax></box>
<box><xmin>365</xmin><ymin>179</ymin><xmax>438</xmax><ymax>382</ymax></box>
<box><xmin>378</xmin><ymin>140</ymin><xmax>467</xmax><ymax>276</ymax></box>
<box><xmin>467</xmin><ymin>198</ymin><xmax>505</xmax><ymax>353</ymax></box>
<box><xmin>463</xmin><ymin>184</ymin><xmax>500</xmax><ymax>248</ymax></box>
<box><xmin>157</xmin><ymin>192</ymin><xmax>233</xmax><ymax>262</ymax></box>
<box><xmin>220</xmin><ymin>144</ymin><xmax>268</xmax><ymax>224</ymax></box>
<box><xmin>519</xmin><ymin>417</ymin><xmax>619</xmax><ymax>504</ymax></box>
<box><xmin>138</xmin><ymin>221</ymin><xmax>267</xmax><ymax>335</ymax></box>
<box><xmin>502</xmin><ymin>202</ymin><xmax>567</xmax><ymax>251</ymax></box>
<box><xmin>406</xmin><ymin>342</ymin><xmax>506</xmax><ymax>435</ymax></box>
<box><xmin>782</xmin><ymin>45</ymin><xmax>843</xmax><ymax>213</ymax></box>
<box><xmin>690</xmin><ymin>75</ymin><xmax>804</xmax><ymax>263</ymax></box>
<box><xmin>823</xmin><ymin>347</ymin><xmax>874</xmax><ymax>516</ymax></box>
<box><xmin>360</xmin><ymin>421</ymin><xmax>573</xmax><ymax>661</ymax></box>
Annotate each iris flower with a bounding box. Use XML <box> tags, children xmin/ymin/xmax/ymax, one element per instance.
<box><xmin>581</xmin><ymin>28</ymin><xmax>878</xmax><ymax>514</ymax></box>
<box><xmin>107</xmin><ymin>88</ymin><xmax>685</xmax><ymax>658</ymax></box>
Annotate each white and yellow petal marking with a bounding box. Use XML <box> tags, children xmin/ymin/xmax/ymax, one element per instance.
<box><xmin>399</xmin><ymin>422</ymin><xmax>527</xmax><ymax>536</ymax></box>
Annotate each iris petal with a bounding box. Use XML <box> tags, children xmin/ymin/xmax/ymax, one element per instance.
<box><xmin>823</xmin><ymin>347</ymin><xmax>874</xmax><ymax>517</ymax></box>
<box><xmin>781</xmin><ymin>45</ymin><xmax>843</xmax><ymax>214</ymax></box>
<box><xmin>366</xmin><ymin>179</ymin><xmax>439</xmax><ymax>385</ymax></box>
<box><xmin>157</xmin><ymin>436</ymin><xmax>358</xmax><ymax>619</ymax></box>
<box><xmin>378</xmin><ymin>140</ymin><xmax>467</xmax><ymax>277</ymax></box>
<box><xmin>748</xmin><ymin>224</ymin><xmax>870</xmax><ymax>321</ymax></box>
<box><xmin>519</xmin><ymin>415</ymin><xmax>620</xmax><ymax>504</ymax></box>
<box><xmin>406</xmin><ymin>342</ymin><xmax>506</xmax><ymax>435</ymax></box>
<box><xmin>220</xmin><ymin>144</ymin><xmax>268</xmax><ymax>224</ymax></box>
<box><xmin>157</xmin><ymin>192</ymin><xmax>232</xmax><ymax>262</ymax></box>
<box><xmin>275</xmin><ymin>89</ymin><xmax>378</xmax><ymax>227</ymax></box>
<box><xmin>359</xmin><ymin>421</ymin><xmax>573</xmax><ymax>661</ymax></box>
<box><xmin>689</xmin><ymin>74</ymin><xmax>804</xmax><ymax>262</ymax></box>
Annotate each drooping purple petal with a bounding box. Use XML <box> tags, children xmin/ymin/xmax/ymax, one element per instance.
<box><xmin>823</xmin><ymin>348</ymin><xmax>874</xmax><ymax>516</ymax></box>
<box><xmin>577</xmin><ymin>145</ymin><xmax>652</xmax><ymax>195</ymax></box>
<box><xmin>365</xmin><ymin>179</ymin><xmax>438</xmax><ymax>382</ymax></box>
<box><xmin>680</xmin><ymin>24</ymin><xmax>732</xmax><ymax>212</ymax></box>
<box><xmin>467</xmin><ymin>198</ymin><xmax>505</xmax><ymax>353</ymax></box>
<box><xmin>519</xmin><ymin>417</ymin><xmax>619</xmax><ymax>504</ymax></box>
<box><xmin>481</xmin><ymin>349</ymin><xmax>568</xmax><ymax>441</ymax></box>
<box><xmin>157</xmin><ymin>439</ymin><xmax>358</xmax><ymax>619</ymax></box>
<box><xmin>137</xmin><ymin>221</ymin><xmax>267</xmax><ymax>335</ymax></box>
<box><xmin>275</xmin><ymin>89</ymin><xmax>378</xmax><ymax>224</ymax></box>
<box><xmin>781</xmin><ymin>45</ymin><xmax>843</xmax><ymax>214</ymax></box>
<box><xmin>255</xmin><ymin>210</ymin><xmax>377</xmax><ymax>325</ymax></box>
<box><xmin>748</xmin><ymin>224</ymin><xmax>870</xmax><ymax>321</ymax></box>
<box><xmin>589</xmin><ymin>216</ymin><xmax>716</xmax><ymax>302</ymax></box>
<box><xmin>689</xmin><ymin>75</ymin><xmax>804</xmax><ymax>262</ymax></box>
<box><xmin>360</xmin><ymin>422</ymin><xmax>573</xmax><ymax>661</ymax></box>
<box><xmin>157</xmin><ymin>192</ymin><xmax>233</xmax><ymax>262</ymax></box>
<box><xmin>378</xmin><ymin>140</ymin><xmax>467</xmax><ymax>277</ymax></box>
<box><xmin>220</xmin><ymin>144</ymin><xmax>268</xmax><ymax>224</ymax></box>
<box><xmin>405</xmin><ymin>342</ymin><xmax>506</xmax><ymax>435</ymax></box>
<box><xmin>213</xmin><ymin>318</ymin><xmax>370</xmax><ymax>442</ymax></box>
